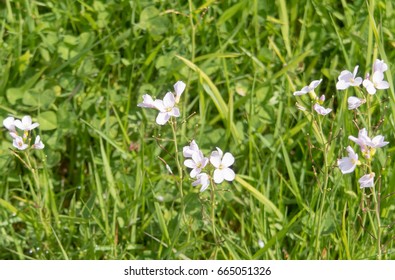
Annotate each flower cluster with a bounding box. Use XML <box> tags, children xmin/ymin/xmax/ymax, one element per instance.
<box><xmin>3</xmin><ymin>115</ymin><xmax>44</xmax><ymax>151</ymax></box>
<box><xmin>138</xmin><ymin>81</ymin><xmax>186</xmax><ymax>125</ymax></box>
<box><xmin>293</xmin><ymin>79</ymin><xmax>332</xmax><ymax>116</ymax></box>
<box><xmin>336</xmin><ymin>59</ymin><xmax>389</xmax><ymax>110</ymax></box>
<box><xmin>338</xmin><ymin>128</ymin><xmax>389</xmax><ymax>188</ymax></box>
<box><xmin>183</xmin><ymin>140</ymin><xmax>235</xmax><ymax>192</ymax></box>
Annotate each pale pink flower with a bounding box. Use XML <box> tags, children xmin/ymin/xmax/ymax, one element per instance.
<box><xmin>192</xmin><ymin>173</ymin><xmax>210</xmax><ymax>192</ymax></box>
<box><xmin>347</xmin><ymin>96</ymin><xmax>365</xmax><ymax>110</ymax></box>
<box><xmin>12</xmin><ymin>136</ymin><xmax>28</xmax><ymax>151</ymax></box>
<box><xmin>359</xmin><ymin>173</ymin><xmax>375</xmax><ymax>188</ymax></box>
<box><xmin>14</xmin><ymin>115</ymin><xmax>39</xmax><ymax>131</ymax></box>
<box><xmin>210</xmin><ymin>148</ymin><xmax>235</xmax><ymax>184</ymax></box>
<box><xmin>293</xmin><ymin>79</ymin><xmax>322</xmax><ymax>96</ymax></box>
<box><xmin>313</xmin><ymin>103</ymin><xmax>332</xmax><ymax>115</ymax></box>
<box><xmin>153</xmin><ymin>92</ymin><xmax>180</xmax><ymax>125</ymax></box>
<box><xmin>336</xmin><ymin>66</ymin><xmax>363</xmax><ymax>90</ymax></box>
<box><xmin>338</xmin><ymin>146</ymin><xmax>360</xmax><ymax>174</ymax></box>
<box><xmin>137</xmin><ymin>94</ymin><xmax>157</xmax><ymax>109</ymax></box>
<box><xmin>174</xmin><ymin>81</ymin><xmax>186</xmax><ymax>104</ymax></box>
<box><xmin>184</xmin><ymin>150</ymin><xmax>209</xmax><ymax>178</ymax></box>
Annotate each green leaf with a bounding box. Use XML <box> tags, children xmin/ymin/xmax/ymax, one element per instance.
<box><xmin>38</xmin><ymin>111</ymin><xmax>58</xmax><ymax>130</ymax></box>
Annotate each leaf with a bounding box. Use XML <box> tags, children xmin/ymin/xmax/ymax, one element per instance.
<box><xmin>38</xmin><ymin>111</ymin><xmax>58</xmax><ymax>130</ymax></box>
<box><xmin>6</xmin><ymin>88</ymin><xmax>25</xmax><ymax>105</ymax></box>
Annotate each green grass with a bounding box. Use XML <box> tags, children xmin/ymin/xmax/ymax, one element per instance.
<box><xmin>1</xmin><ymin>0</ymin><xmax>394</xmax><ymax>260</ymax></box>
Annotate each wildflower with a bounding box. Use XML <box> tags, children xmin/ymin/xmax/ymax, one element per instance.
<box><xmin>192</xmin><ymin>173</ymin><xmax>210</xmax><ymax>192</ymax></box>
<box><xmin>348</xmin><ymin>128</ymin><xmax>370</xmax><ymax>153</ymax></box>
<box><xmin>137</xmin><ymin>94</ymin><xmax>157</xmax><ymax>109</ymax></box>
<box><xmin>358</xmin><ymin>173</ymin><xmax>375</xmax><ymax>188</ymax></box>
<box><xmin>184</xmin><ymin>150</ymin><xmax>209</xmax><ymax>178</ymax></box>
<box><xmin>347</xmin><ymin>96</ymin><xmax>365</xmax><ymax>110</ymax></box>
<box><xmin>12</xmin><ymin>136</ymin><xmax>29</xmax><ymax>151</ymax></box>
<box><xmin>349</xmin><ymin>128</ymin><xmax>389</xmax><ymax>157</ymax></box>
<box><xmin>183</xmin><ymin>140</ymin><xmax>200</xmax><ymax>158</ymax></box>
<box><xmin>313</xmin><ymin>103</ymin><xmax>332</xmax><ymax>116</ymax></box>
<box><xmin>32</xmin><ymin>135</ymin><xmax>45</xmax><ymax>150</ymax></box>
<box><xmin>174</xmin><ymin>81</ymin><xmax>186</xmax><ymax>104</ymax></box>
<box><xmin>368</xmin><ymin>135</ymin><xmax>389</xmax><ymax>149</ymax></box>
<box><xmin>362</xmin><ymin>71</ymin><xmax>390</xmax><ymax>95</ymax></box>
<box><xmin>336</xmin><ymin>65</ymin><xmax>363</xmax><ymax>90</ymax></box>
<box><xmin>293</xmin><ymin>79</ymin><xmax>322</xmax><ymax>96</ymax></box>
<box><xmin>153</xmin><ymin>92</ymin><xmax>180</xmax><ymax>125</ymax></box>
<box><xmin>258</xmin><ymin>240</ymin><xmax>265</xmax><ymax>249</ymax></box>
<box><xmin>373</xmin><ymin>59</ymin><xmax>388</xmax><ymax>73</ymax></box>
<box><xmin>338</xmin><ymin>146</ymin><xmax>360</xmax><ymax>174</ymax></box>
<box><xmin>210</xmin><ymin>147</ymin><xmax>235</xmax><ymax>184</ymax></box>
<box><xmin>13</xmin><ymin>115</ymin><xmax>39</xmax><ymax>131</ymax></box>
<box><xmin>3</xmin><ymin>116</ymin><xmax>16</xmax><ymax>132</ymax></box>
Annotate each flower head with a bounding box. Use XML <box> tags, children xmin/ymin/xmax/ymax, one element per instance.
<box><xmin>32</xmin><ymin>135</ymin><xmax>45</xmax><ymax>150</ymax></box>
<box><xmin>336</xmin><ymin>65</ymin><xmax>363</xmax><ymax>90</ymax></box>
<box><xmin>3</xmin><ymin>116</ymin><xmax>16</xmax><ymax>132</ymax></box>
<box><xmin>338</xmin><ymin>146</ymin><xmax>360</xmax><ymax>174</ymax></box>
<box><xmin>348</xmin><ymin>128</ymin><xmax>370</xmax><ymax>153</ymax></box>
<box><xmin>347</xmin><ymin>96</ymin><xmax>365</xmax><ymax>110</ymax></box>
<box><xmin>373</xmin><ymin>59</ymin><xmax>388</xmax><ymax>73</ymax></box>
<box><xmin>183</xmin><ymin>140</ymin><xmax>200</xmax><ymax>158</ymax></box>
<box><xmin>137</xmin><ymin>94</ymin><xmax>157</xmax><ymax>109</ymax></box>
<box><xmin>313</xmin><ymin>103</ymin><xmax>332</xmax><ymax>116</ymax></box>
<box><xmin>369</xmin><ymin>135</ymin><xmax>389</xmax><ymax>149</ymax></box>
<box><xmin>184</xmin><ymin>150</ymin><xmax>209</xmax><ymax>178</ymax></box>
<box><xmin>174</xmin><ymin>81</ymin><xmax>186</xmax><ymax>104</ymax></box>
<box><xmin>209</xmin><ymin>147</ymin><xmax>235</xmax><ymax>184</ymax></box>
<box><xmin>153</xmin><ymin>92</ymin><xmax>180</xmax><ymax>125</ymax></box>
<box><xmin>359</xmin><ymin>173</ymin><xmax>375</xmax><ymax>188</ymax></box>
<box><xmin>192</xmin><ymin>173</ymin><xmax>210</xmax><ymax>192</ymax></box>
<box><xmin>14</xmin><ymin>115</ymin><xmax>39</xmax><ymax>131</ymax></box>
<box><xmin>362</xmin><ymin>71</ymin><xmax>389</xmax><ymax>95</ymax></box>
<box><xmin>12</xmin><ymin>136</ymin><xmax>29</xmax><ymax>151</ymax></box>
<box><xmin>293</xmin><ymin>79</ymin><xmax>322</xmax><ymax>96</ymax></box>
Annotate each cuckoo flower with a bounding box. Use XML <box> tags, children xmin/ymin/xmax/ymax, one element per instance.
<box><xmin>362</xmin><ymin>71</ymin><xmax>389</xmax><ymax>95</ymax></box>
<box><xmin>359</xmin><ymin>173</ymin><xmax>375</xmax><ymax>188</ymax></box>
<box><xmin>12</xmin><ymin>136</ymin><xmax>29</xmax><ymax>151</ymax></box>
<box><xmin>184</xmin><ymin>150</ymin><xmax>209</xmax><ymax>178</ymax></box>
<box><xmin>183</xmin><ymin>140</ymin><xmax>200</xmax><ymax>158</ymax></box>
<box><xmin>32</xmin><ymin>135</ymin><xmax>45</xmax><ymax>150</ymax></box>
<box><xmin>192</xmin><ymin>173</ymin><xmax>210</xmax><ymax>192</ymax></box>
<box><xmin>336</xmin><ymin>65</ymin><xmax>362</xmax><ymax>90</ymax></box>
<box><xmin>313</xmin><ymin>103</ymin><xmax>332</xmax><ymax>116</ymax></box>
<box><xmin>338</xmin><ymin>146</ymin><xmax>360</xmax><ymax>174</ymax></box>
<box><xmin>293</xmin><ymin>79</ymin><xmax>322</xmax><ymax>96</ymax></box>
<box><xmin>14</xmin><ymin>115</ymin><xmax>39</xmax><ymax>132</ymax></box>
<box><xmin>210</xmin><ymin>147</ymin><xmax>235</xmax><ymax>184</ymax></box>
<box><xmin>347</xmin><ymin>96</ymin><xmax>365</xmax><ymax>110</ymax></box>
<box><xmin>137</xmin><ymin>94</ymin><xmax>157</xmax><ymax>109</ymax></box>
<box><xmin>174</xmin><ymin>81</ymin><xmax>186</xmax><ymax>104</ymax></box>
<box><xmin>153</xmin><ymin>92</ymin><xmax>180</xmax><ymax>125</ymax></box>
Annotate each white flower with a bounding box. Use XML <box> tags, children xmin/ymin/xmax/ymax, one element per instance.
<box><xmin>192</xmin><ymin>173</ymin><xmax>210</xmax><ymax>192</ymax></box>
<box><xmin>293</xmin><ymin>79</ymin><xmax>322</xmax><ymax>96</ymax></box>
<box><xmin>13</xmin><ymin>115</ymin><xmax>39</xmax><ymax>131</ymax></box>
<box><xmin>338</xmin><ymin>146</ymin><xmax>360</xmax><ymax>174</ymax></box>
<box><xmin>174</xmin><ymin>81</ymin><xmax>186</xmax><ymax>104</ymax></box>
<box><xmin>362</xmin><ymin>71</ymin><xmax>389</xmax><ymax>95</ymax></box>
<box><xmin>349</xmin><ymin>128</ymin><xmax>389</xmax><ymax>152</ymax></box>
<box><xmin>184</xmin><ymin>150</ymin><xmax>209</xmax><ymax>178</ymax></box>
<box><xmin>359</xmin><ymin>173</ymin><xmax>375</xmax><ymax>188</ymax></box>
<box><xmin>3</xmin><ymin>116</ymin><xmax>16</xmax><ymax>132</ymax></box>
<box><xmin>336</xmin><ymin>65</ymin><xmax>363</xmax><ymax>90</ymax></box>
<box><xmin>373</xmin><ymin>59</ymin><xmax>388</xmax><ymax>73</ymax></box>
<box><xmin>183</xmin><ymin>140</ymin><xmax>200</xmax><ymax>158</ymax></box>
<box><xmin>348</xmin><ymin>128</ymin><xmax>370</xmax><ymax>153</ymax></box>
<box><xmin>369</xmin><ymin>135</ymin><xmax>389</xmax><ymax>149</ymax></box>
<box><xmin>210</xmin><ymin>147</ymin><xmax>235</xmax><ymax>184</ymax></box>
<box><xmin>12</xmin><ymin>136</ymin><xmax>29</xmax><ymax>151</ymax></box>
<box><xmin>258</xmin><ymin>240</ymin><xmax>265</xmax><ymax>249</ymax></box>
<box><xmin>153</xmin><ymin>92</ymin><xmax>180</xmax><ymax>125</ymax></box>
<box><xmin>347</xmin><ymin>96</ymin><xmax>365</xmax><ymax>110</ymax></box>
<box><xmin>137</xmin><ymin>94</ymin><xmax>157</xmax><ymax>109</ymax></box>
<box><xmin>313</xmin><ymin>103</ymin><xmax>332</xmax><ymax>115</ymax></box>
<box><xmin>32</xmin><ymin>135</ymin><xmax>45</xmax><ymax>150</ymax></box>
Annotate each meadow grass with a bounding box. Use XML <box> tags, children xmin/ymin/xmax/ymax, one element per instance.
<box><xmin>0</xmin><ymin>0</ymin><xmax>394</xmax><ymax>260</ymax></box>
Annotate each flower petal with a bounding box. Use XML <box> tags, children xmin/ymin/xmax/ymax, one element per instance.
<box><xmin>222</xmin><ymin>168</ymin><xmax>235</xmax><ymax>182</ymax></box>
<box><xmin>163</xmin><ymin>92</ymin><xmax>175</xmax><ymax>108</ymax></box>
<box><xmin>156</xmin><ymin>112</ymin><xmax>170</xmax><ymax>125</ymax></box>
<box><xmin>222</xmin><ymin>152</ymin><xmax>235</xmax><ymax>167</ymax></box>
<box><xmin>213</xmin><ymin>169</ymin><xmax>224</xmax><ymax>184</ymax></box>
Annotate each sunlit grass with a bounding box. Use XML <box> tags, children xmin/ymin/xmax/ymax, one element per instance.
<box><xmin>0</xmin><ymin>0</ymin><xmax>394</xmax><ymax>260</ymax></box>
